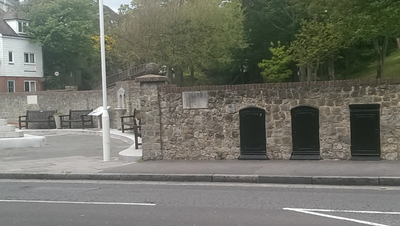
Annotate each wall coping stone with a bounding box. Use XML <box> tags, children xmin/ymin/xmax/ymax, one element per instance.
<box><xmin>136</xmin><ymin>74</ymin><xmax>168</xmax><ymax>83</ymax></box>
<box><xmin>160</xmin><ymin>78</ymin><xmax>400</xmax><ymax>93</ymax></box>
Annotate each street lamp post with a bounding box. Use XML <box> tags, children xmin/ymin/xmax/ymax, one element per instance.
<box><xmin>99</xmin><ymin>0</ymin><xmax>110</xmax><ymax>161</ymax></box>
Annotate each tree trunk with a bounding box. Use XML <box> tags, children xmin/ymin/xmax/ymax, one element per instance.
<box><xmin>189</xmin><ymin>65</ymin><xmax>195</xmax><ymax>85</ymax></box>
<box><xmin>397</xmin><ymin>38</ymin><xmax>400</xmax><ymax>49</ymax></box>
<box><xmin>313</xmin><ymin>66</ymin><xmax>318</xmax><ymax>81</ymax></box>
<box><xmin>167</xmin><ymin>66</ymin><xmax>174</xmax><ymax>82</ymax></box>
<box><xmin>373</xmin><ymin>36</ymin><xmax>389</xmax><ymax>79</ymax></box>
<box><xmin>312</xmin><ymin>61</ymin><xmax>319</xmax><ymax>81</ymax></box>
<box><xmin>299</xmin><ymin>65</ymin><xmax>306</xmax><ymax>82</ymax></box>
<box><xmin>306</xmin><ymin>65</ymin><xmax>313</xmax><ymax>82</ymax></box>
<box><xmin>328</xmin><ymin>53</ymin><xmax>335</xmax><ymax>80</ymax></box>
<box><xmin>175</xmin><ymin>67</ymin><xmax>184</xmax><ymax>86</ymax></box>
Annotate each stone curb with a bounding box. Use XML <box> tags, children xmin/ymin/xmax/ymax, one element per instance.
<box><xmin>0</xmin><ymin>173</ymin><xmax>400</xmax><ymax>186</ymax></box>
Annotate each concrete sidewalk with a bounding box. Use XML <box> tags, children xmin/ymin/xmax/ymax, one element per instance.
<box><xmin>0</xmin><ymin>129</ymin><xmax>399</xmax><ymax>186</ymax></box>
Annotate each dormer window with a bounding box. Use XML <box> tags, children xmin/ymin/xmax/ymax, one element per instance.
<box><xmin>18</xmin><ymin>21</ymin><xmax>28</xmax><ymax>33</ymax></box>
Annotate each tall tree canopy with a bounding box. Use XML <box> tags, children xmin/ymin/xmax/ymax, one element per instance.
<box><xmin>19</xmin><ymin>0</ymin><xmax>99</xmax><ymax>89</ymax></box>
<box><xmin>328</xmin><ymin>0</ymin><xmax>400</xmax><ymax>78</ymax></box>
<box><xmin>244</xmin><ymin>0</ymin><xmax>400</xmax><ymax>82</ymax></box>
<box><xmin>113</xmin><ymin>0</ymin><xmax>247</xmax><ymax>85</ymax></box>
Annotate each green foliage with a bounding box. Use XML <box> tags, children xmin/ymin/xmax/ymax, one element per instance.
<box><xmin>19</xmin><ymin>0</ymin><xmax>99</xmax><ymax>89</ymax></box>
<box><xmin>311</xmin><ymin>0</ymin><xmax>400</xmax><ymax>78</ymax></box>
<box><xmin>114</xmin><ymin>0</ymin><xmax>247</xmax><ymax>85</ymax></box>
<box><xmin>243</xmin><ymin>0</ymin><xmax>400</xmax><ymax>82</ymax></box>
<box><xmin>290</xmin><ymin>20</ymin><xmax>344</xmax><ymax>68</ymax></box>
<box><xmin>258</xmin><ymin>42</ymin><xmax>292</xmax><ymax>82</ymax></box>
<box><xmin>346</xmin><ymin>50</ymin><xmax>400</xmax><ymax>79</ymax></box>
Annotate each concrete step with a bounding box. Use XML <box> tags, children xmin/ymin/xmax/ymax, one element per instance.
<box><xmin>0</xmin><ymin>119</ymin><xmax>7</xmax><ymax>126</ymax></box>
<box><xmin>0</xmin><ymin>131</ymin><xmax>24</xmax><ymax>138</ymax></box>
<box><xmin>0</xmin><ymin>125</ymin><xmax>16</xmax><ymax>132</ymax></box>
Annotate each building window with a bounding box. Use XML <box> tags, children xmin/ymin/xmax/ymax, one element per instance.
<box><xmin>24</xmin><ymin>81</ymin><xmax>36</xmax><ymax>92</ymax></box>
<box><xmin>24</xmin><ymin>53</ymin><xmax>35</xmax><ymax>64</ymax></box>
<box><xmin>8</xmin><ymin>51</ymin><xmax>13</xmax><ymax>64</ymax></box>
<box><xmin>7</xmin><ymin>80</ymin><xmax>15</xmax><ymax>93</ymax></box>
<box><xmin>18</xmin><ymin>21</ymin><xmax>28</xmax><ymax>33</ymax></box>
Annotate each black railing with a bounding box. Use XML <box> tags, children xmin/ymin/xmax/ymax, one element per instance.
<box><xmin>106</xmin><ymin>64</ymin><xmax>147</xmax><ymax>87</ymax></box>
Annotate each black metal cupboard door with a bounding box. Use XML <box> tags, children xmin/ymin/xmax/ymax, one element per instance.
<box><xmin>291</xmin><ymin>106</ymin><xmax>320</xmax><ymax>160</ymax></box>
<box><xmin>239</xmin><ymin>107</ymin><xmax>268</xmax><ymax>160</ymax></box>
<box><xmin>350</xmin><ymin>104</ymin><xmax>381</xmax><ymax>159</ymax></box>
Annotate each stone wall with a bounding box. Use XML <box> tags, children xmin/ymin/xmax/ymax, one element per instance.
<box><xmin>0</xmin><ymin>90</ymin><xmax>102</xmax><ymax>125</ymax></box>
<box><xmin>1</xmin><ymin>77</ymin><xmax>400</xmax><ymax>161</ymax></box>
<box><xmin>0</xmin><ymin>80</ymin><xmax>140</xmax><ymax>129</ymax></box>
<box><xmin>137</xmin><ymin>75</ymin><xmax>168</xmax><ymax>160</ymax></box>
<box><xmin>157</xmin><ymin>79</ymin><xmax>400</xmax><ymax>161</ymax></box>
<box><xmin>112</xmin><ymin>81</ymin><xmax>141</xmax><ymax>129</ymax></box>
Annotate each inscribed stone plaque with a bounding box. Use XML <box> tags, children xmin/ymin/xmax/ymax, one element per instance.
<box><xmin>182</xmin><ymin>91</ymin><xmax>208</xmax><ymax>109</ymax></box>
<box><xmin>27</xmin><ymin>95</ymin><xmax>38</xmax><ymax>105</ymax></box>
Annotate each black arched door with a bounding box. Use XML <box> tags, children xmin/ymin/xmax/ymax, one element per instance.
<box><xmin>239</xmin><ymin>107</ymin><xmax>268</xmax><ymax>160</ymax></box>
<box><xmin>291</xmin><ymin>106</ymin><xmax>320</xmax><ymax>160</ymax></box>
<box><xmin>350</xmin><ymin>104</ymin><xmax>380</xmax><ymax>160</ymax></box>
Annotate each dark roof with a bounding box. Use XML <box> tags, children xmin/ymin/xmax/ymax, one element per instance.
<box><xmin>0</xmin><ymin>11</ymin><xmax>28</xmax><ymax>37</ymax></box>
<box><xmin>3</xmin><ymin>11</ymin><xmax>28</xmax><ymax>20</ymax></box>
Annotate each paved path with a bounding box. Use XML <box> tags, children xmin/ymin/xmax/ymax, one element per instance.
<box><xmin>0</xmin><ymin>129</ymin><xmax>399</xmax><ymax>186</ymax></box>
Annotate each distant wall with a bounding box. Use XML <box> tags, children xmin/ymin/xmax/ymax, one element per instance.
<box><xmin>0</xmin><ymin>80</ymin><xmax>140</xmax><ymax>129</ymax></box>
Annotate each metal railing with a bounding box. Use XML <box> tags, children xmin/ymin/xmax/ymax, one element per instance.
<box><xmin>106</xmin><ymin>63</ymin><xmax>147</xmax><ymax>87</ymax></box>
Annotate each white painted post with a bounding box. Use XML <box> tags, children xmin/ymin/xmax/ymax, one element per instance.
<box><xmin>99</xmin><ymin>0</ymin><xmax>110</xmax><ymax>161</ymax></box>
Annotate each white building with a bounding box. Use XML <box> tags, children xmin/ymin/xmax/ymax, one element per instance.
<box><xmin>0</xmin><ymin>0</ymin><xmax>18</xmax><ymax>12</ymax></box>
<box><xmin>0</xmin><ymin>11</ymin><xmax>44</xmax><ymax>93</ymax></box>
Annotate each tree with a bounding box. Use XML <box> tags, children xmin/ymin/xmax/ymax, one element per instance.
<box><xmin>113</xmin><ymin>0</ymin><xmax>247</xmax><ymax>86</ymax></box>
<box><xmin>258</xmin><ymin>42</ymin><xmax>292</xmax><ymax>82</ymax></box>
<box><xmin>291</xmin><ymin>19</ymin><xmax>345</xmax><ymax>81</ymax></box>
<box><xmin>328</xmin><ymin>0</ymin><xmax>400</xmax><ymax>78</ymax></box>
<box><xmin>18</xmin><ymin>0</ymin><xmax>99</xmax><ymax>89</ymax></box>
<box><xmin>240</xmin><ymin>0</ymin><xmax>310</xmax><ymax>82</ymax></box>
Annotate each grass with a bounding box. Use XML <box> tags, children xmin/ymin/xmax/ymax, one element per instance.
<box><xmin>346</xmin><ymin>49</ymin><xmax>400</xmax><ymax>79</ymax></box>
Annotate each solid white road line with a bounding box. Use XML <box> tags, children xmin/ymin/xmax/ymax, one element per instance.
<box><xmin>284</xmin><ymin>208</ymin><xmax>389</xmax><ymax>226</ymax></box>
<box><xmin>0</xmin><ymin>199</ymin><xmax>156</xmax><ymax>206</ymax></box>
<box><xmin>289</xmin><ymin>208</ymin><xmax>400</xmax><ymax>215</ymax></box>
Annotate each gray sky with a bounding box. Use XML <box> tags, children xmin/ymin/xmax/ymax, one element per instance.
<box><xmin>103</xmin><ymin>0</ymin><xmax>131</xmax><ymax>12</ymax></box>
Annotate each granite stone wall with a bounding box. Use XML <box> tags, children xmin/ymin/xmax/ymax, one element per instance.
<box><xmin>156</xmin><ymin>79</ymin><xmax>400</xmax><ymax>161</ymax></box>
<box><xmin>2</xmin><ymin>77</ymin><xmax>400</xmax><ymax>161</ymax></box>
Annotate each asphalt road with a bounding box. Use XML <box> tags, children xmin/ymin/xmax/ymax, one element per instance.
<box><xmin>0</xmin><ymin>180</ymin><xmax>399</xmax><ymax>226</ymax></box>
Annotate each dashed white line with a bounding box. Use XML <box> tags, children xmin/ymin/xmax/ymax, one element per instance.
<box><xmin>0</xmin><ymin>199</ymin><xmax>156</xmax><ymax>206</ymax></box>
<box><xmin>284</xmin><ymin>208</ymin><xmax>392</xmax><ymax>226</ymax></box>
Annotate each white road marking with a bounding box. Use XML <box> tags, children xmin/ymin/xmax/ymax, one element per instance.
<box><xmin>284</xmin><ymin>208</ymin><xmax>391</xmax><ymax>226</ymax></box>
<box><xmin>0</xmin><ymin>199</ymin><xmax>156</xmax><ymax>206</ymax></box>
<box><xmin>289</xmin><ymin>208</ymin><xmax>400</xmax><ymax>215</ymax></box>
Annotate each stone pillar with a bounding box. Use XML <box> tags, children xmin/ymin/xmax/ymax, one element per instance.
<box><xmin>136</xmin><ymin>74</ymin><xmax>168</xmax><ymax>160</ymax></box>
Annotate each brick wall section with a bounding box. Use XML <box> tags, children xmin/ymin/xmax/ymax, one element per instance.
<box><xmin>0</xmin><ymin>76</ymin><xmax>43</xmax><ymax>92</ymax></box>
<box><xmin>158</xmin><ymin>79</ymin><xmax>400</xmax><ymax>160</ymax></box>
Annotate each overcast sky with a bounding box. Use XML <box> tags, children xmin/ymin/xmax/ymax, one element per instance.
<box><xmin>103</xmin><ymin>0</ymin><xmax>131</xmax><ymax>12</ymax></box>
